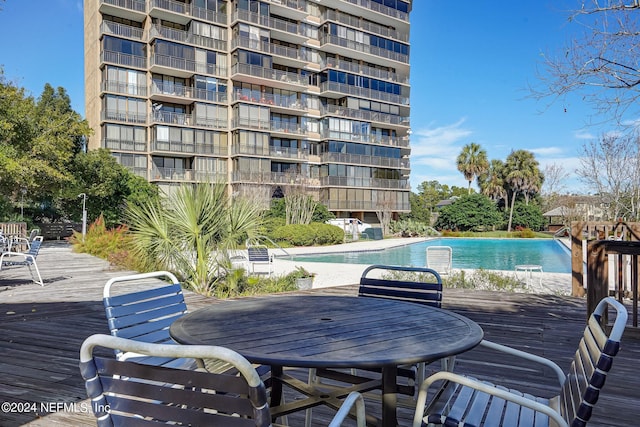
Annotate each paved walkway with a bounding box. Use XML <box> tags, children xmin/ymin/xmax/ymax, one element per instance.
<box><xmin>267</xmin><ymin>237</ymin><xmax>574</xmax><ymax>295</ymax></box>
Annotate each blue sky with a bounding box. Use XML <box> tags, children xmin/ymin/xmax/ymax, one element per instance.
<box><xmin>0</xmin><ymin>1</ymin><xmax>603</xmax><ymax>194</ymax></box>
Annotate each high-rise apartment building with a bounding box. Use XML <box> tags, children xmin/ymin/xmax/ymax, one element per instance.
<box><xmin>84</xmin><ymin>0</ymin><xmax>411</xmax><ymax>222</ymax></box>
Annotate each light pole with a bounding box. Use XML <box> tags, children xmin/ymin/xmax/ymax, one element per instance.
<box><xmin>79</xmin><ymin>193</ymin><xmax>87</xmax><ymax>242</ymax></box>
<box><xmin>20</xmin><ymin>188</ymin><xmax>26</xmax><ymax>220</ymax></box>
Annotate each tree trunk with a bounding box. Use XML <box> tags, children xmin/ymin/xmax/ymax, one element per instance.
<box><xmin>507</xmin><ymin>192</ymin><xmax>517</xmax><ymax>232</ymax></box>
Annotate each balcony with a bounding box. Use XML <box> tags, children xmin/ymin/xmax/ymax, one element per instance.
<box><xmin>99</xmin><ymin>0</ymin><xmax>146</xmax><ymax>22</ymax></box>
<box><xmin>231</xmin><ymin>63</ymin><xmax>308</xmax><ymax>90</ymax></box>
<box><xmin>150</xmin><ymin>53</ymin><xmax>227</xmax><ymax>78</ymax></box>
<box><xmin>232</xmin><ymin>170</ymin><xmax>310</xmax><ymax>185</ymax></box>
<box><xmin>149</xmin><ymin>0</ymin><xmax>190</xmax><ymax>25</ymax></box>
<box><xmin>102</xmin><ymin>80</ymin><xmax>147</xmax><ymax>97</ymax></box>
<box><xmin>320</xmin><ymin>175</ymin><xmax>409</xmax><ymax>189</ymax></box>
<box><xmin>232</xmin><ymin>144</ymin><xmax>309</xmax><ymax>160</ymax></box>
<box><xmin>149</xmin><ymin>24</ymin><xmax>227</xmax><ymax>51</ymax></box>
<box><xmin>261</xmin><ymin>0</ymin><xmax>309</xmax><ymax>21</ymax></box>
<box><xmin>320</xmin><ymin>131</ymin><xmax>409</xmax><ymax>148</ymax></box>
<box><xmin>319</xmin><ymin>33</ymin><xmax>408</xmax><ymax>65</ymax></box>
<box><xmin>318</xmin><ymin>0</ymin><xmax>409</xmax><ymax>24</ymax></box>
<box><xmin>103</xmin><ymin>138</ymin><xmax>146</xmax><ymax>152</ymax></box>
<box><xmin>101</xmin><ymin>21</ymin><xmax>144</xmax><ymax>41</ymax></box>
<box><xmin>323</xmin><ymin>199</ymin><xmax>410</xmax><ymax>212</ymax></box>
<box><xmin>151</xmin><ymin>111</ymin><xmax>227</xmax><ymax>129</ymax></box>
<box><xmin>102</xmin><ymin>110</ymin><xmax>146</xmax><ymax>124</ymax></box>
<box><xmin>232</xmin><ymin>36</ymin><xmax>308</xmax><ymax>68</ymax></box>
<box><xmin>232</xmin><ymin>90</ymin><xmax>306</xmax><ymax>113</ymax></box>
<box><xmin>101</xmin><ymin>50</ymin><xmax>146</xmax><ymax>69</ymax></box>
<box><xmin>322</xmin><ymin>104</ymin><xmax>409</xmax><ymax>128</ymax></box>
<box><xmin>151</xmin><ymin>167</ymin><xmax>195</xmax><ymax>181</ymax></box>
<box><xmin>323</xmin><ymin>9</ymin><xmax>409</xmax><ymax>43</ymax></box>
<box><xmin>321</xmin><ymin>152</ymin><xmax>406</xmax><ymax>169</ymax></box>
<box><xmin>151</xmin><ymin>81</ymin><xmax>227</xmax><ymax>104</ymax></box>
<box><xmin>323</xmin><ymin>57</ymin><xmax>409</xmax><ymax>85</ymax></box>
<box><xmin>320</xmin><ymin>81</ymin><xmax>408</xmax><ymax>105</ymax></box>
<box><xmin>233</xmin><ymin>9</ymin><xmax>307</xmax><ymax>45</ymax></box>
<box><xmin>152</xmin><ymin>140</ymin><xmax>195</xmax><ymax>154</ymax></box>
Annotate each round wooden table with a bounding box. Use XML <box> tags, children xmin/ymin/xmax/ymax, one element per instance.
<box><xmin>171</xmin><ymin>295</ymin><xmax>483</xmax><ymax>427</ymax></box>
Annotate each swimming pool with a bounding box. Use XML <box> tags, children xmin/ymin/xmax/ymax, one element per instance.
<box><xmin>292</xmin><ymin>238</ymin><xmax>572</xmax><ymax>273</ymax></box>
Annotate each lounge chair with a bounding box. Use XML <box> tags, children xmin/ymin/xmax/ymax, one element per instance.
<box><xmin>0</xmin><ymin>236</ymin><xmax>44</xmax><ymax>286</ymax></box>
<box><xmin>80</xmin><ymin>334</ymin><xmax>367</xmax><ymax>427</ymax></box>
<box><xmin>413</xmin><ymin>296</ymin><xmax>627</xmax><ymax>427</ymax></box>
<box><xmin>426</xmin><ymin>245</ymin><xmax>452</xmax><ymax>275</ymax></box>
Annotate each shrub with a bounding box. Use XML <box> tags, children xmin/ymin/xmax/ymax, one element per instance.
<box><xmin>443</xmin><ymin>269</ymin><xmax>525</xmax><ymax>292</ymax></box>
<box><xmin>271</xmin><ymin>222</ymin><xmax>343</xmax><ymax>246</ymax></box>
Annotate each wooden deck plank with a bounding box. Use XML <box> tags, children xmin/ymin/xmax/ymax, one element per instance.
<box><xmin>1</xmin><ymin>241</ymin><xmax>638</xmax><ymax>426</ymax></box>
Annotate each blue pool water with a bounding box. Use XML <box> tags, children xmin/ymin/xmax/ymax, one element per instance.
<box><xmin>293</xmin><ymin>238</ymin><xmax>572</xmax><ymax>273</ymax></box>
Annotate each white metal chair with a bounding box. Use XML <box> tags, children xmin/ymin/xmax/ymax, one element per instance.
<box><xmin>426</xmin><ymin>245</ymin><xmax>452</xmax><ymax>275</ymax></box>
<box><xmin>247</xmin><ymin>244</ymin><xmax>274</xmax><ymax>276</ymax></box>
<box><xmin>0</xmin><ymin>236</ymin><xmax>44</xmax><ymax>285</ymax></box>
<box><xmin>80</xmin><ymin>334</ymin><xmax>367</xmax><ymax>427</ymax></box>
<box><xmin>413</xmin><ymin>296</ymin><xmax>627</xmax><ymax>427</ymax></box>
<box><xmin>102</xmin><ymin>271</ymin><xmax>198</xmax><ymax>369</ymax></box>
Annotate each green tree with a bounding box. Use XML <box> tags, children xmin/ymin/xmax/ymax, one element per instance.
<box><xmin>58</xmin><ymin>149</ymin><xmax>159</xmax><ymax>226</ymax></box>
<box><xmin>504</xmin><ymin>150</ymin><xmax>543</xmax><ymax>232</ymax></box>
<box><xmin>125</xmin><ymin>183</ymin><xmax>263</xmax><ymax>296</ymax></box>
<box><xmin>479</xmin><ymin>159</ymin><xmax>508</xmax><ymax>208</ymax></box>
<box><xmin>508</xmin><ymin>201</ymin><xmax>545</xmax><ymax>231</ymax></box>
<box><xmin>434</xmin><ymin>193</ymin><xmax>502</xmax><ymax>231</ymax></box>
<box><xmin>456</xmin><ymin>143</ymin><xmax>489</xmax><ymax>194</ymax></box>
<box><xmin>0</xmin><ymin>73</ymin><xmax>92</xmax><ymax>218</ymax></box>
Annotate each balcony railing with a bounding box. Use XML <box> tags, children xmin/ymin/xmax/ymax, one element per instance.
<box><xmin>323</xmin><ymin>199</ymin><xmax>411</xmax><ymax>211</ymax></box>
<box><xmin>104</xmin><ymin>139</ymin><xmax>146</xmax><ymax>152</ymax></box>
<box><xmin>152</xmin><ymin>141</ymin><xmax>228</xmax><ymax>156</ymax></box>
<box><xmin>323</xmin><ymin>9</ymin><xmax>408</xmax><ymax>43</ymax></box>
<box><xmin>149</xmin><ymin>0</ymin><xmax>187</xmax><ymax>15</ymax></box>
<box><xmin>320</xmin><ymin>175</ymin><xmax>409</xmax><ymax>189</ymax></box>
<box><xmin>232</xmin><ymin>170</ymin><xmax>310</xmax><ymax>185</ymax></box>
<box><xmin>151</xmin><ymin>82</ymin><xmax>227</xmax><ymax>103</ymax></box>
<box><xmin>190</xmin><ymin>5</ymin><xmax>226</xmax><ymax>24</ymax></box>
<box><xmin>322</xmin><ymin>105</ymin><xmax>409</xmax><ymax>126</ymax></box>
<box><xmin>151</xmin><ymin>111</ymin><xmax>227</xmax><ymax>129</ymax></box>
<box><xmin>320</xmin><ymin>34</ymin><xmax>408</xmax><ymax>64</ymax></box>
<box><xmin>103</xmin><ymin>80</ymin><xmax>147</xmax><ymax>97</ymax></box>
<box><xmin>320</xmin><ymin>81</ymin><xmax>408</xmax><ymax>105</ymax></box>
<box><xmin>234</xmin><ymin>9</ymin><xmax>304</xmax><ymax>39</ymax></box>
<box><xmin>151</xmin><ymin>167</ymin><xmax>195</xmax><ymax>181</ymax></box>
<box><xmin>262</xmin><ymin>0</ymin><xmax>308</xmax><ymax>14</ymax></box>
<box><xmin>233</xmin><ymin>90</ymin><xmax>305</xmax><ymax>110</ymax></box>
<box><xmin>231</xmin><ymin>63</ymin><xmax>308</xmax><ymax>87</ymax></box>
<box><xmin>324</xmin><ymin>57</ymin><xmax>409</xmax><ymax>84</ymax></box>
<box><xmin>102</xmin><ymin>50</ymin><xmax>147</xmax><ymax>69</ymax></box>
<box><xmin>322</xmin><ymin>152</ymin><xmax>407</xmax><ymax>169</ymax></box>
<box><xmin>102</xmin><ymin>110</ymin><xmax>146</xmax><ymax>124</ymax></box>
<box><xmin>320</xmin><ymin>131</ymin><xmax>409</xmax><ymax>148</ymax></box>
<box><xmin>342</xmin><ymin>0</ymin><xmax>409</xmax><ymax>22</ymax></box>
<box><xmin>150</xmin><ymin>25</ymin><xmax>227</xmax><ymax>51</ymax></box>
<box><xmin>232</xmin><ymin>144</ymin><xmax>309</xmax><ymax>159</ymax></box>
<box><xmin>151</xmin><ymin>53</ymin><xmax>227</xmax><ymax>77</ymax></box>
<box><xmin>101</xmin><ymin>0</ymin><xmax>146</xmax><ymax>13</ymax></box>
<box><xmin>101</xmin><ymin>21</ymin><xmax>144</xmax><ymax>41</ymax></box>
<box><xmin>586</xmin><ymin>239</ymin><xmax>640</xmax><ymax>328</ymax></box>
<box><xmin>232</xmin><ymin>36</ymin><xmax>305</xmax><ymax>63</ymax></box>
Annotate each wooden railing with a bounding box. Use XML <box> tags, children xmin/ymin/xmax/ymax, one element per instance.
<box><xmin>586</xmin><ymin>240</ymin><xmax>640</xmax><ymax>328</ymax></box>
<box><xmin>0</xmin><ymin>222</ymin><xmax>27</xmax><ymax>238</ymax></box>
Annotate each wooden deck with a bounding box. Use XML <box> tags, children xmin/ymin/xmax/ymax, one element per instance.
<box><xmin>1</xmin><ymin>241</ymin><xmax>638</xmax><ymax>426</ymax></box>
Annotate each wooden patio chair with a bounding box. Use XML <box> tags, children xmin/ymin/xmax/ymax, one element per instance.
<box><xmin>413</xmin><ymin>296</ymin><xmax>628</xmax><ymax>427</ymax></box>
<box><xmin>79</xmin><ymin>334</ymin><xmax>367</xmax><ymax>427</ymax></box>
<box><xmin>0</xmin><ymin>235</ymin><xmax>44</xmax><ymax>286</ymax></box>
<box><xmin>426</xmin><ymin>245</ymin><xmax>452</xmax><ymax>275</ymax></box>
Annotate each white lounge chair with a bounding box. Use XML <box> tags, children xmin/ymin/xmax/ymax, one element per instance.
<box><xmin>426</xmin><ymin>245</ymin><xmax>452</xmax><ymax>275</ymax></box>
<box><xmin>0</xmin><ymin>236</ymin><xmax>44</xmax><ymax>285</ymax></box>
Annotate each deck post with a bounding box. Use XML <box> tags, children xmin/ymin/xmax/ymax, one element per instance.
<box><xmin>571</xmin><ymin>221</ymin><xmax>586</xmax><ymax>297</ymax></box>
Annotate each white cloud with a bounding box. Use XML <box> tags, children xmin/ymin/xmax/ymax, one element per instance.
<box><xmin>529</xmin><ymin>147</ymin><xmax>564</xmax><ymax>156</ymax></box>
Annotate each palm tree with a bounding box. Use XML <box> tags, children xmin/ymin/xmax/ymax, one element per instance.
<box><xmin>125</xmin><ymin>182</ymin><xmax>263</xmax><ymax>295</ymax></box>
<box><xmin>479</xmin><ymin>159</ymin><xmax>508</xmax><ymax>207</ymax></box>
<box><xmin>504</xmin><ymin>150</ymin><xmax>542</xmax><ymax>232</ymax></box>
<box><xmin>457</xmin><ymin>143</ymin><xmax>489</xmax><ymax>194</ymax></box>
